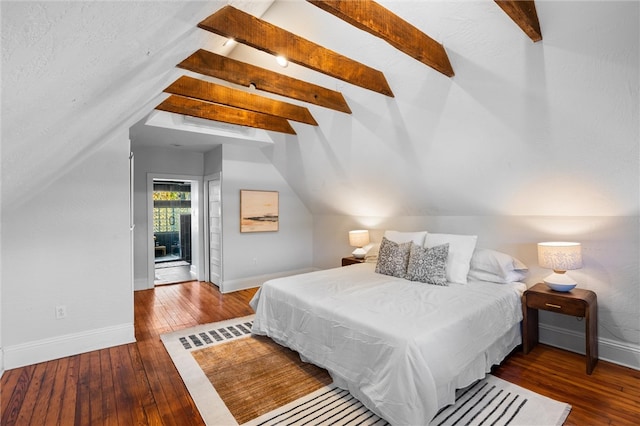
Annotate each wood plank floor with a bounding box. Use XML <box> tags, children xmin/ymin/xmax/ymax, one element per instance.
<box><xmin>2</xmin><ymin>280</ymin><xmax>638</xmax><ymax>425</ymax></box>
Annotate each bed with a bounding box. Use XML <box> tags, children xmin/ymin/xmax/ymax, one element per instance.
<box><xmin>250</xmin><ymin>235</ymin><xmax>527</xmax><ymax>425</ymax></box>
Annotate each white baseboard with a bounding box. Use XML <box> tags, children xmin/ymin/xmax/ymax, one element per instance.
<box><xmin>221</xmin><ymin>268</ymin><xmax>318</xmax><ymax>293</ymax></box>
<box><xmin>539</xmin><ymin>323</ymin><xmax>640</xmax><ymax>371</ymax></box>
<box><xmin>0</xmin><ymin>348</ymin><xmax>4</xmax><ymax>378</ymax></box>
<box><xmin>3</xmin><ymin>323</ymin><xmax>135</xmax><ymax>370</ymax></box>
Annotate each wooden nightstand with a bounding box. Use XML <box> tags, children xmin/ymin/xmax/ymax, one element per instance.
<box><xmin>342</xmin><ymin>256</ymin><xmax>365</xmax><ymax>266</ymax></box>
<box><xmin>523</xmin><ymin>283</ymin><xmax>598</xmax><ymax>374</ymax></box>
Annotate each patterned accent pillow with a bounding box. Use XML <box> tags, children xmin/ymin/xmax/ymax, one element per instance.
<box><xmin>375</xmin><ymin>237</ymin><xmax>412</xmax><ymax>278</ymax></box>
<box><xmin>406</xmin><ymin>243</ymin><xmax>450</xmax><ymax>286</ymax></box>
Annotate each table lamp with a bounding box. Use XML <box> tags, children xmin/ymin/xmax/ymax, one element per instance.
<box><xmin>349</xmin><ymin>230</ymin><xmax>370</xmax><ymax>259</ymax></box>
<box><xmin>537</xmin><ymin>242</ymin><xmax>583</xmax><ymax>291</ymax></box>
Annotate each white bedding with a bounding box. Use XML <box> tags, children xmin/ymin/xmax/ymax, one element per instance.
<box><xmin>250</xmin><ymin>263</ymin><xmax>525</xmax><ymax>425</ymax></box>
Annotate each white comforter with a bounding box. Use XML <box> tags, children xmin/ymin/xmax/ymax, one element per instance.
<box><xmin>250</xmin><ymin>263</ymin><xmax>524</xmax><ymax>425</ymax></box>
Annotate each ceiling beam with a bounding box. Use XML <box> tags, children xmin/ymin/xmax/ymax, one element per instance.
<box><xmin>307</xmin><ymin>0</ymin><xmax>454</xmax><ymax>77</ymax></box>
<box><xmin>156</xmin><ymin>95</ymin><xmax>297</xmax><ymax>135</ymax></box>
<box><xmin>178</xmin><ymin>50</ymin><xmax>352</xmax><ymax>114</ymax></box>
<box><xmin>198</xmin><ymin>5</ymin><xmax>394</xmax><ymax>97</ymax></box>
<box><xmin>494</xmin><ymin>0</ymin><xmax>542</xmax><ymax>42</ymax></box>
<box><xmin>164</xmin><ymin>75</ymin><xmax>318</xmax><ymax>126</ymax></box>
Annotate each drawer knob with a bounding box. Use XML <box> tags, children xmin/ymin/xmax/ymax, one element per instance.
<box><xmin>545</xmin><ymin>303</ymin><xmax>562</xmax><ymax>309</ymax></box>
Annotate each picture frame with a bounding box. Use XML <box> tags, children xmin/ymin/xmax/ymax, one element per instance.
<box><xmin>240</xmin><ymin>190</ymin><xmax>279</xmax><ymax>233</ymax></box>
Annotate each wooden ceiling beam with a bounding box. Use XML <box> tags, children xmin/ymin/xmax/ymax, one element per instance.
<box><xmin>164</xmin><ymin>75</ymin><xmax>318</xmax><ymax>126</ymax></box>
<box><xmin>494</xmin><ymin>0</ymin><xmax>542</xmax><ymax>42</ymax></box>
<box><xmin>156</xmin><ymin>95</ymin><xmax>297</xmax><ymax>135</ymax></box>
<box><xmin>178</xmin><ymin>50</ymin><xmax>351</xmax><ymax>114</ymax></box>
<box><xmin>307</xmin><ymin>0</ymin><xmax>454</xmax><ymax>77</ymax></box>
<box><xmin>198</xmin><ymin>5</ymin><xmax>394</xmax><ymax>97</ymax></box>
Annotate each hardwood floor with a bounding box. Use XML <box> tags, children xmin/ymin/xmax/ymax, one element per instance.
<box><xmin>1</xmin><ymin>281</ymin><xmax>256</xmax><ymax>426</ymax></box>
<box><xmin>492</xmin><ymin>346</ymin><xmax>640</xmax><ymax>425</ymax></box>
<box><xmin>2</xmin><ymin>280</ymin><xmax>638</xmax><ymax>425</ymax></box>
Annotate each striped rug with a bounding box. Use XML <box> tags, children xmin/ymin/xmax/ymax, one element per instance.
<box><xmin>161</xmin><ymin>316</ymin><xmax>571</xmax><ymax>426</ymax></box>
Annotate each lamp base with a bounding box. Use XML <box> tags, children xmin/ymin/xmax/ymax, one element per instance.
<box><xmin>352</xmin><ymin>247</ymin><xmax>366</xmax><ymax>259</ymax></box>
<box><xmin>543</xmin><ymin>271</ymin><xmax>577</xmax><ymax>292</ymax></box>
<box><xmin>543</xmin><ymin>271</ymin><xmax>577</xmax><ymax>285</ymax></box>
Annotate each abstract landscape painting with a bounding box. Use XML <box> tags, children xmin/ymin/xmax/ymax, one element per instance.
<box><xmin>240</xmin><ymin>190</ymin><xmax>279</xmax><ymax>232</ymax></box>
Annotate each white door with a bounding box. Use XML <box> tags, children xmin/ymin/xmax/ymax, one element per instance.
<box><xmin>208</xmin><ymin>176</ymin><xmax>222</xmax><ymax>286</ymax></box>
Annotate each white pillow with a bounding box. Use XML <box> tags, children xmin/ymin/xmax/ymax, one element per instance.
<box><xmin>468</xmin><ymin>248</ymin><xmax>528</xmax><ymax>284</ymax></box>
<box><xmin>363</xmin><ymin>242</ymin><xmax>380</xmax><ymax>263</ymax></box>
<box><xmin>468</xmin><ymin>269</ymin><xmax>527</xmax><ymax>284</ymax></box>
<box><xmin>424</xmin><ymin>233</ymin><xmax>478</xmax><ymax>284</ymax></box>
<box><xmin>383</xmin><ymin>230</ymin><xmax>428</xmax><ymax>246</ymax></box>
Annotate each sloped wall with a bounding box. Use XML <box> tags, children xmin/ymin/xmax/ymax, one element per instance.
<box><xmin>258</xmin><ymin>0</ymin><xmax>638</xmax><ymax>218</ymax></box>
<box><xmin>1</xmin><ymin>1</ymin><xmax>228</xmax><ymax>210</ymax></box>
<box><xmin>259</xmin><ymin>1</ymin><xmax>639</xmax><ymax>369</ymax></box>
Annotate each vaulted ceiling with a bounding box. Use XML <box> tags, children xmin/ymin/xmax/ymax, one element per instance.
<box><xmin>4</xmin><ymin>1</ymin><xmax>637</xmax><ymax>218</ymax></box>
<box><xmin>156</xmin><ymin>0</ymin><xmax>541</xmax><ymax>135</ymax></box>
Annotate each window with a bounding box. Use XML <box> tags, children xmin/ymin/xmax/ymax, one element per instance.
<box><xmin>153</xmin><ymin>182</ymin><xmax>191</xmax><ymax>233</ymax></box>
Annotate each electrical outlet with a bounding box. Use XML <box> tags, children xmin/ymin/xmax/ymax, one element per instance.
<box><xmin>252</xmin><ymin>257</ymin><xmax>258</xmax><ymax>265</ymax></box>
<box><xmin>55</xmin><ymin>305</ymin><xmax>67</xmax><ymax>319</ymax></box>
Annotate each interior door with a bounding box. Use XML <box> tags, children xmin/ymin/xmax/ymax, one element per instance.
<box><xmin>208</xmin><ymin>177</ymin><xmax>222</xmax><ymax>286</ymax></box>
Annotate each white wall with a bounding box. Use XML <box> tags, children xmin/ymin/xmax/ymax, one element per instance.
<box><xmin>220</xmin><ymin>144</ymin><xmax>314</xmax><ymax>292</ymax></box>
<box><xmin>131</xmin><ymin>146</ymin><xmax>205</xmax><ymax>290</ymax></box>
<box><xmin>131</xmin><ymin>143</ymin><xmax>314</xmax><ymax>293</ymax></box>
<box><xmin>1</xmin><ymin>130</ymin><xmax>134</xmax><ymax>369</ymax></box>
<box><xmin>313</xmin><ymin>214</ymin><xmax>640</xmax><ymax>369</ymax></box>
<box><xmin>204</xmin><ymin>145</ymin><xmax>223</xmax><ymax>177</ymax></box>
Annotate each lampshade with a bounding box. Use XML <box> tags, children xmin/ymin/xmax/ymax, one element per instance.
<box><xmin>349</xmin><ymin>230</ymin><xmax>370</xmax><ymax>259</ymax></box>
<box><xmin>537</xmin><ymin>242</ymin><xmax>582</xmax><ymax>289</ymax></box>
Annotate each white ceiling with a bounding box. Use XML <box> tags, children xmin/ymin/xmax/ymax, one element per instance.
<box><xmin>3</xmin><ymin>1</ymin><xmax>638</xmax><ymax>218</ymax></box>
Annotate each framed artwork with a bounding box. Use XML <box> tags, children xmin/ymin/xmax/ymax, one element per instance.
<box><xmin>240</xmin><ymin>190</ymin><xmax>279</xmax><ymax>233</ymax></box>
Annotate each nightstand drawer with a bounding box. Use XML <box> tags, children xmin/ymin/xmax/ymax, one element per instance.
<box><xmin>526</xmin><ymin>292</ymin><xmax>586</xmax><ymax>317</ymax></box>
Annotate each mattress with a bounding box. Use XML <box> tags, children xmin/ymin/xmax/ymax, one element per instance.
<box><xmin>250</xmin><ymin>262</ymin><xmax>525</xmax><ymax>425</ymax></box>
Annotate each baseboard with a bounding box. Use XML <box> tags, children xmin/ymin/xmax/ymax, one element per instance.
<box><xmin>539</xmin><ymin>323</ymin><xmax>640</xmax><ymax>371</ymax></box>
<box><xmin>0</xmin><ymin>348</ymin><xmax>4</xmax><ymax>378</ymax></box>
<box><xmin>221</xmin><ymin>268</ymin><xmax>318</xmax><ymax>293</ymax></box>
<box><xmin>3</xmin><ymin>323</ymin><xmax>135</xmax><ymax>370</ymax></box>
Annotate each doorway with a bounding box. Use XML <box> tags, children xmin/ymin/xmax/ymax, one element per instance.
<box><xmin>152</xmin><ymin>179</ymin><xmax>196</xmax><ymax>285</ymax></box>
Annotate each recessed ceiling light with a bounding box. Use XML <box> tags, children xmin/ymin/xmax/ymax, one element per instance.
<box><xmin>223</xmin><ymin>38</ymin><xmax>236</xmax><ymax>47</ymax></box>
<box><xmin>275</xmin><ymin>55</ymin><xmax>288</xmax><ymax>67</ymax></box>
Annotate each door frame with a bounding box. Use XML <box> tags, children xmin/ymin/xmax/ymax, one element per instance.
<box><xmin>204</xmin><ymin>172</ymin><xmax>223</xmax><ymax>287</ymax></box>
<box><xmin>146</xmin><ymin>173</ymin><xmax>204</xmax><ymax>288</ymax></box>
